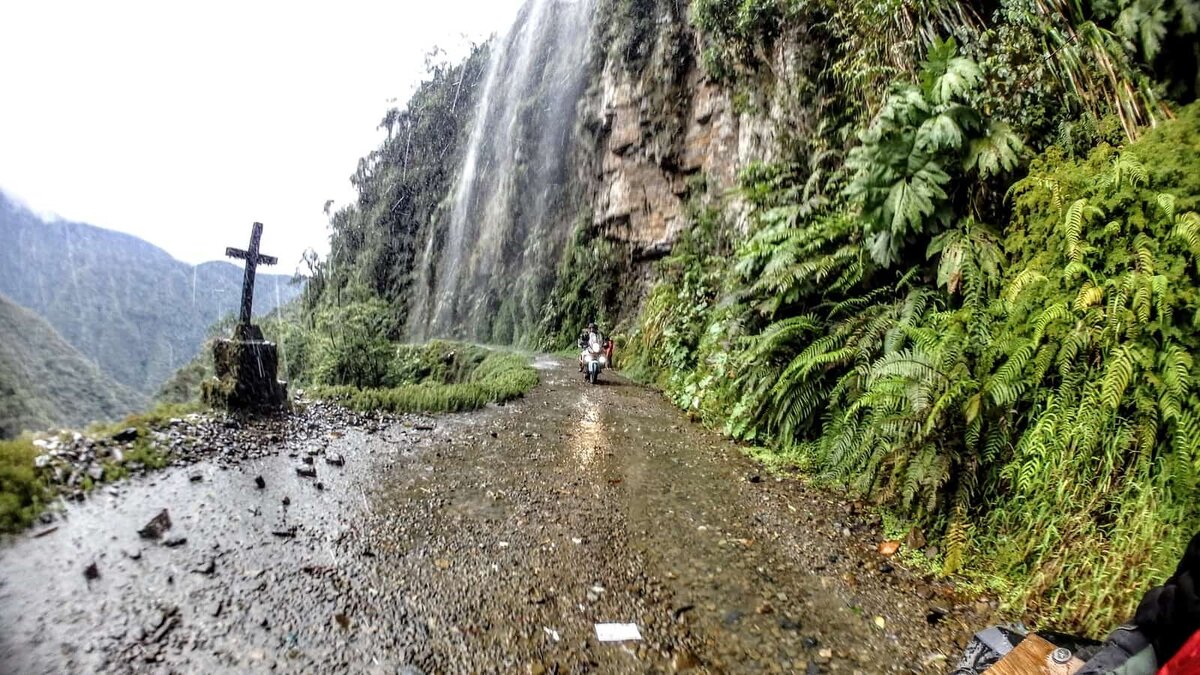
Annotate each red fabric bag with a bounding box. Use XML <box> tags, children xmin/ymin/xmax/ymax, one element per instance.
<box><xmin>1159</xmin><ymin>628</ymin><xmax>1200</xmax><ymax>674</ymax></box>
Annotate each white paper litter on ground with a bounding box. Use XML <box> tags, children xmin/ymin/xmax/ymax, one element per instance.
<box><xmin>594</xmin><ymin>623</ymin><xmax>642</xmax><ymax>642</ymax></box>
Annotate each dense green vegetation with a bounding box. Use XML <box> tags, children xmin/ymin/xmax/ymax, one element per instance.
<box><xmin>309</xmin><ymin>344</ymin><xmax>538</xmax><ymax>414</ymax></box>
<box><xmin>292</xmin><ymin>307</ymin><xmax>540</xmax><ymax>413</ymax></box>
<box><xmin>601</xmin><ymin>0</ymin><xmax>1200</xmax><ymax>634</ymax></box>
<box><xmin>0</xmin><ymin>293</ymin><xmax>144</xmax><ymax>438</ymax></box>
<box><xmin>274</xmin><ymin>0</ymin><xmax>1198</xmax><ymax>633</ymax></box>
<box><xmin>302</xmin><ymin>46</ymin><xmax>490</xmax><ymax>338</ymax></box>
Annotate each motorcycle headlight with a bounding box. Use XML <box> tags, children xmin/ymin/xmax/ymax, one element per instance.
<box><xmin>599</xmin><ymin>356</ymin><xmax>607</xmax><ymax>365</ymax></box>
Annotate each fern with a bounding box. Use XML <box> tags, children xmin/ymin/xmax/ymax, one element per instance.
<box><xmin>1064</xmin><ymin>198</ymin><xmax>1095</xmax><ymax>263</ymax></box>
<box><xmin>1101</xmin><ymin>345</ymin><xmax>1136</xmax><ymax>408</ymax></box>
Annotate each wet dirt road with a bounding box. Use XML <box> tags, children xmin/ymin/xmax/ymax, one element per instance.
<box><xmin>0</xmin><ymin>357</ymin><xmax>979</xmax><ymax>673</ymax></box>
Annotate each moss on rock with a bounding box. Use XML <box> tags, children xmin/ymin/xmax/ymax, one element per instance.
<box><xmin>201</xmin><ymin>324</ymin><xmax>288</xmax><ymax>411</ymax></box>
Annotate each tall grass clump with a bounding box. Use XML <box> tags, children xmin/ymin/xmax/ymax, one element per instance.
<box><xmin>308</xmin><ymin>345</ymin><xmax>537</xmax><ymax>414</ymax></box>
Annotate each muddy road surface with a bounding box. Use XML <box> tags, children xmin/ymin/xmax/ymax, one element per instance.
<box><xmin>0</xmin><ymin>357</ymin><xmax>984</xmax><ymax>673</ymax></box>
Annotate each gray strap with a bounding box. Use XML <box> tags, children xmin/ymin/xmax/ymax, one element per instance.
<box><xmin>976</xmin><ymin>626</ymin><xmax>1019</xmax><ymax>657</ymax></box>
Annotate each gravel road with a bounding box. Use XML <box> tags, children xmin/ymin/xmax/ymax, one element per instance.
<box><xmin>0</xmin><ymin>357</ymin><xmax>986</xmax><ymax>673</ymax></box>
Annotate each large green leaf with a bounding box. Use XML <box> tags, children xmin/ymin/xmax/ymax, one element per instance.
<box><xmin>931</xmin><ymin>57</ymin><xmax>982</xmax><ymax>105</ymax></box>
<box><xmin>967</xmin><ymin>121</ymin><xmax>1023</xmax><ymax>178</ymax></box>
<box><xmin>1117</xmin><ymin>0</ymin><xmax>1170</xmax><ymax>59</ymax></box>
<box><xmin>915</xmin><ymin>110</ymin><xmax>967</xmax><ymax>154</ymax></box>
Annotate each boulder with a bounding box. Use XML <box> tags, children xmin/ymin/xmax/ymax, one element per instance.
<box><xmin>113</xmin><ymin>427</ymin><xmax>139</xmax><ymax>443</ymax></box>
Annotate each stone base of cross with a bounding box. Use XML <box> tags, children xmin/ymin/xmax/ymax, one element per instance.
<box><xmin>200</xmin><ymin>223</ymin><xmax>288</xmax><ymax>412</ymax></box>
<box><xmin>201</xmin><ymin>327</ymin><xmax>289</xmax><ymax>411</ymax></box>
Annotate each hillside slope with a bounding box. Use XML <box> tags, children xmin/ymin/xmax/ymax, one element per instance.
<box><xmin>0</xmin><ymin>294</ymin><xmax>143</xmax><ymax>437</ymax></box>
<box><xmin>0</xmin><ymin>192</ymin><xmax>302</xmax><ymax>394</ymax></box>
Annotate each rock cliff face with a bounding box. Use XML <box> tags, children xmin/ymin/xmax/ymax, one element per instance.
<box><xmin>401</xmin><ymin>0</ymin><xmax>820</xmax><ymax>342</ymax></box>
<box><xmin>582</xmin><ymin>5</ymin><xmax>756</xmax><ymax>256</ymax></box>
<box><xmin>562</xmin><ymin>0</ymin><xmax>818</xmax><ymax>321</ymax></box>
<box><xmin>584</xmin><ymin>8</ymin><xmax>824</xmax><ymax>249</ymax></box>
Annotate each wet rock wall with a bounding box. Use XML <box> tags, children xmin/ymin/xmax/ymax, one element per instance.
<box><xmin>569</xmin><ymin>0</ymin><xmax>824</xmax><ymax>325</ymax></box>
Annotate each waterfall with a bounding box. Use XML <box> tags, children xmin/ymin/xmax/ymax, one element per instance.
<box><xmin>408</xmin><ymin>0</ymin><xmax>597</xmax><ymax>343</ymax></box>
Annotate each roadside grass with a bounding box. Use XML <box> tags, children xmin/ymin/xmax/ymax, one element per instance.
<box><xmin>309</xmin><ymin>349</ymin><xmax>538</xmax><ymax>413</ymax></box>
<box><xmin>87</xmin><ymin>401</ymin><xmax>204</xmax><ymax>439</ymax></box>
<box><xmin>0</xmin><ymin>436</ymin><xmax>50</xmax><ymax>532</ymax></box>
<box><xmin>1</xmin><ymin>403</ymin><xmax>196</xmax><ymax>534</ymax></box>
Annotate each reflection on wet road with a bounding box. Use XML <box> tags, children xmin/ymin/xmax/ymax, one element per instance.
<box><xmin>569</xmin><ymin>391</ymin><xmax>603</xmax><ymax>468</ymax></box>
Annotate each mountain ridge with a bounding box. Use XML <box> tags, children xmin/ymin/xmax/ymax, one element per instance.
<box><xmin>0</xmin><ymin>190</ymin><xmax>303</xmax><ymax>397</ymax></box>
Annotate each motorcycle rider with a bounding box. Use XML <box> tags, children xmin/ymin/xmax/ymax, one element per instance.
<box><xmin>579</xmin><ymin>322</ymin><xmax>603</xmax><ymax>373</ymax></box>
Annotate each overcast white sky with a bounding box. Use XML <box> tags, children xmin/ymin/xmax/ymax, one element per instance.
<box><xmin>0</xmin><ymin>0</ymin><xmax>525</xmax><ymax>272</ymax></box>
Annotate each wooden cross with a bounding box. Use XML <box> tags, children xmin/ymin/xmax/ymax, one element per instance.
<box><xmin>225</xmin><ymin>222</ymin><xmax>278</xmax><ymax>326</ymax></box>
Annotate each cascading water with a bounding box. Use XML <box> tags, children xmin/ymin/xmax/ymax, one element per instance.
<box><xmin>408</xmin><ymin>0</ymin><xmax>597</xmax><ymax>343</ymax></box>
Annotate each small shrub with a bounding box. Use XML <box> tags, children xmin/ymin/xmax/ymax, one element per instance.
<box><xmin>0</xmin><ymin>437</ymin><xmax>49</xmax><ymax>532</ymax></box>
<box><xmin>124</xmin><ymin>440</ymin><xmax>170</xmax><ymax>470</ymax></box>
<box><xmin>311</xmin><ymin>299</ymin><xmax>394</xmax><ymax>388</ymax></box>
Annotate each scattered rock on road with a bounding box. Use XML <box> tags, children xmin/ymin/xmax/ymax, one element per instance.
<box><xmin>137</xmin><ymin>509</ymin><xmax>171</xmax><ymax>540</ymax></box>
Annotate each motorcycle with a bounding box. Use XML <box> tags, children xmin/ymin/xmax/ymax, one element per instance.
<box><xmin>581</xmin><ymin>339</ymin><xmax>607</xmax><ymax>384</ymax></box>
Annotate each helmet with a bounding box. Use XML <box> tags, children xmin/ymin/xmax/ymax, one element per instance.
<box><xmin>588</xmin><ymin>322</ymin><xmax>597</xmax><ymax>331</ymax></box>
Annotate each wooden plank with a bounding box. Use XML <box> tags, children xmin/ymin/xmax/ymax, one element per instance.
<box><xmin>987</xmin><ymin>635</ymin><xmax>1085</xmax><ymax>675</ymax></box>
